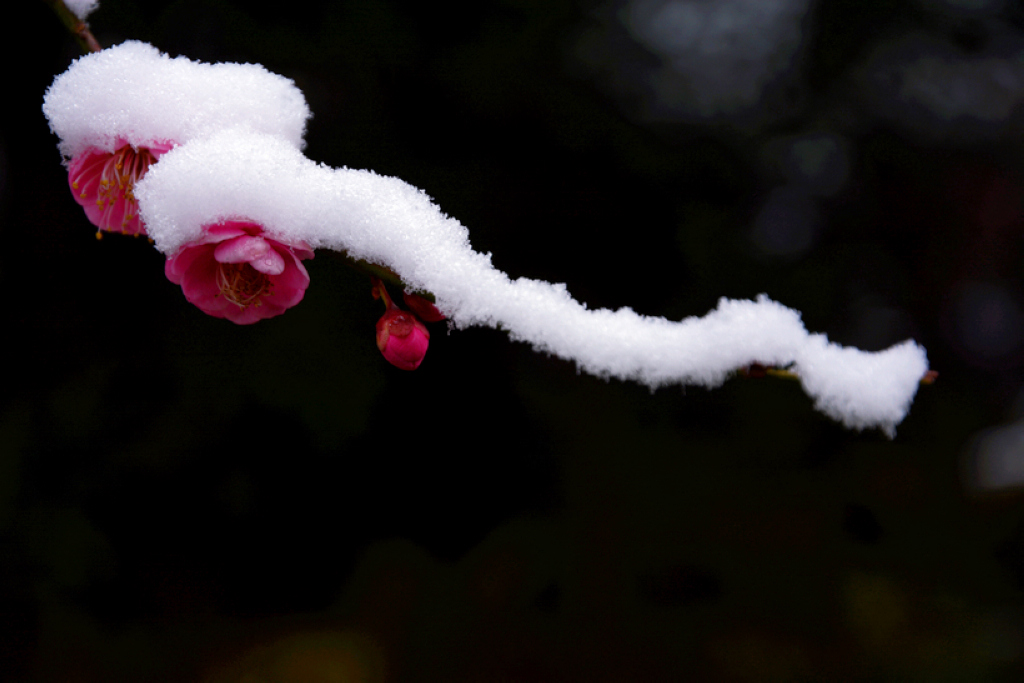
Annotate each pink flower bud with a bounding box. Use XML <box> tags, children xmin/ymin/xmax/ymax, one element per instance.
<box><xmin>376</xmin><ymin>309</ymin><xmax>430</xmax><ymax>370</ymax></box>
<box><xmin>165</xmin><ymin>220</ymin><xmax>314</xmax><ymax>324</ymax></box>
<box><xmin>67</xmin><ymin>139</ymin><xmax>174</xmax><ymax>238</ymax></box>
<box><xmin>402</xmin><ymin>291</ymin><xmax>446</xmax><ymax>322</ymax></box>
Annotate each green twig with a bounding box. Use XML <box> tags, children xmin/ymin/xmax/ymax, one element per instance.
<box><xmin>43</xmin><ymin>0</ymin><xmax>102</xmax><ymax>53</ymax></box>
<box><xmin>330</xmin><ymin>251</ymin><xmax>437</xmax><ymax>303</ymax></box>
<box><xmin>737</xmin><ymin>363</ymin><xmax>937</xmax><ymax>386</ymax></box>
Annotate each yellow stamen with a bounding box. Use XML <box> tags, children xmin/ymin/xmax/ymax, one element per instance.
<box><xmin>92</xmin><ymin>144</ymin><xmax>160</xmax><ymax>233</ymax></box>
<box><xmin>216</xmin><ymin>262</ymin><xmax>274</xmax><ymax>309</ymax></box>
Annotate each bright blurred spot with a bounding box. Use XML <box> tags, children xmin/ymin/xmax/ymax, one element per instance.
<box><xmin>204</xmin><ymin>630</ymin><xmax>384</xmax><ymax>683</ymax></box>
<box><xmin>952</xmin><ymin>281</ymin><xmax>1023</xmax><ymax>364</ymax></box>
<box><xmin>845</xmin><ymin>572</ymin><xmax>909</xmax><ymax>654</ymax></box>
<box><xmin>749</xmin><ymin>185</ymin><xmax>818</xmax><ymax>259</ymax></box>
<box><xmin>618</xmin><ymin>0</ymin><xmax>812</xmax><ymax>119</ymax></box>
<box><xmin>784</xmin><ymin>134</ymin><xmax>849</xmax><ymax>198</ymax></box>
<box><xmin>966</xmin><ymin>421</ymin><xmax>1024</xmax><ymax>491</ymax></box>
<box><xmin>857</xmin><ymin>32</ymin><xmax>1024</xmax><ymax>141</ymax></box>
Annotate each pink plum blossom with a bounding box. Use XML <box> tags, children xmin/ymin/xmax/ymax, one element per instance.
<box><xmin>165</xmin><ymin>220</ymin><xmax>314</xmax><ymax>325</ymax></box>
<box><xmin>68</xmin><ymin>139</ymin><xmax>174</xmax><ymax>237</ymax></box>
<box><xmin>376</xmin><ymin>308</ymin><xmax>431</xmax><ymax>371</ymax></box>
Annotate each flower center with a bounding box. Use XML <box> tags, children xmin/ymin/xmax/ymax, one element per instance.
<box><xmin>96</xmin><ymin>145</ymin><xmax>159</xmax><ymax>228</ymax></box>
<box><xmin>216</xmin><ymin>262</ymin><xmax>273</xmax><ymax>309</ymax></box>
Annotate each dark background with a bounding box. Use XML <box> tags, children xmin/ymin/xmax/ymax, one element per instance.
<box><xmin>5</xmin><ymin>0</ymin><xmax>1024</xmax><ymax>680</ymax></box>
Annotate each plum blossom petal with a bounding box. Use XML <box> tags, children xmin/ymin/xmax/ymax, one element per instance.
<box><xmin>214</xmin><ymin>235</ymin><xmax>286</xmax><ymax>275</ymax></box>
<box><xmin>68</xmin><ymin>139</ymin><xmax>174</xmax><ymax>237</ymax></box>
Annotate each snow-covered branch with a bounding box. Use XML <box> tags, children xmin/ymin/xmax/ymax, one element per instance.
<box><xmin>42</xmin><ymin>41</ymin><xmax>930</xmax><ymax>436</ymax></box>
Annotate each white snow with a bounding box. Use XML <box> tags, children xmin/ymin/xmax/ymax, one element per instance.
<box><xmin>45</xmin><ymin>42</ymin><xmax>931</xmax><ymax>434</ymax></box>
<box><xmin>42</xmin><ymin>41</ymin><xmax>310</xmax><ymax>159</ymax></box>
<box><xmin>64</xmin><ymin>0</ymin><xmax>99</xmax><ymax>21</ymax></box>
<box><xmin>135</xmin><ymin>129</ymin><xmax>929</xmax><ymax>435</ymax></box>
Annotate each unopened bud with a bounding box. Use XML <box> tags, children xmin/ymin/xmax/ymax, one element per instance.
<box><xmin>376</xmin><ymin>309</ymin><xmax>430</xmax><ymax>370</ymax></box>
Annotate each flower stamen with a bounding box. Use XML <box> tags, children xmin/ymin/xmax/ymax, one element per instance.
<box><xmin>216</xmin><ymin>262</ymin><xmax>273</xmax><ymax>309</ymax></box>
<box><xmin>85</xmin><ymin>144</ymin><xmax>161</xmax><ymax>232</ymax></box>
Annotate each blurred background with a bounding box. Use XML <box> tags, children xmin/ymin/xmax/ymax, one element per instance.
<box><xmin>5</xmin><ymin>0</ymin><xmax>1024</xmax><ymax>679</ymax></box>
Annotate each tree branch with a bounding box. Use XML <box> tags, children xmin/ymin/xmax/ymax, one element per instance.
<box><xmin>42</xmin><ymin>0</ymin><xmax>102</xmax><ymax>53</ymax></box>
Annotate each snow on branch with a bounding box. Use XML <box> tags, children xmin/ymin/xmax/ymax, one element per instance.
<box><xmin>42</xmin><ymin>41</ymin><xmax>310</xmax><ymax>160</ymax></box>
<box><xmin>43</xmin><ymin>42</ymin><xmax>930</xmax><ymax>436</ymax></box>
<box><xmin>62</xmin><ymin>0</ymin><xmax>99</xmax><ymax>20</ymax></box>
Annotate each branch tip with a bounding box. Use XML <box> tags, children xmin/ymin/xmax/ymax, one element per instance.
<box><xmin>43</xmin><ymin>0</ymin><xmax>102</xmax><ymax>53</ymax></box>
